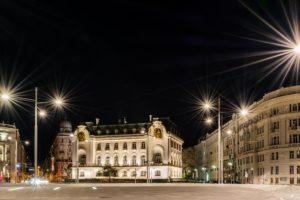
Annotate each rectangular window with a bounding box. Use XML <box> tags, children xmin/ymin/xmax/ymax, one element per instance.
<box><xmin>290</xmin><ymin>177</ymin><xmax>294</xmax><ymax>184</ymax></box>
<box><xmin>105</xmin><ymin>143</ymin><xmax>110</xmax><ymax>150</ymax></box>
<box><xmin>297</xmin><ymin>150</ymin><xmax>300</xmax><ymax>158</ymax></box>
<box><xmin>155</xmin><ymin>170</ymin><xmax>161</xmax><ymax>176</ymax></box>
<box><xmin>293</xmin><ymin>135</ymin><xmax>298</xmax><ymax>143</ymax></box>
<box><xmin>290</xmin><ymin>151</ymin><xmax>294</xmax><ymax>159</ymax></box>
<box><xmin>290</xmin><ymin>166</ymin><xmax>294</xmax><ymax>174</ymax></box>
<box><xmin>132</xmin><ymin>142</ymin><xmax>136</xmax><ymax>150</ymax></box>
<box><xmin>275</xmin><ymin>166</ymin><xmax>279</xmax><ymax>175</ymax></box>
<box><xmin>271</xmin><ymin>153</ymin><xmax>274</xmax><ymax>160</ymax></box>
<box><xmin>141</xmin><ymin>142</ymin><xmax>146</xmax><ymax>149</ymax></box>
<box><xmin>270</xmin><ymin>166</ymin><xmax>273</xmax><ymax>175</ymax></box>
<box><xmin>297</xmin><ymin>166</ymin><xmax>300</xmax><ymax>174</ymax></box>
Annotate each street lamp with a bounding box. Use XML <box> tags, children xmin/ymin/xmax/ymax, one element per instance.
<box><xmin>33</xmin><ymin>87</ymin><xmax>64</xmax><ymax>184</ymax></box>
<box><xmin>201</xmin><ymin>96</ymin><xmax>250</xmax><ymax>184</ymax></box>
<box><xmin>294</xmin><ymin>45</ymin><xmax>300</xmax><ymax>54</ymax></box>
<box><xmin>1</xmin><ymin>93</ymin><xmax>10</xmax><ymax>101</ymax></box>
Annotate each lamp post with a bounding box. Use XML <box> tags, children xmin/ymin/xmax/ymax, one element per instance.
<box><xmin>202</xmin><ymin>97</ymin><xmax>249</xmax><ymax>184</ymax></box>
<box><xmin>1</xmin><ymin>87</ymin><xmax>65</xmax><ymax>184</ymax></box>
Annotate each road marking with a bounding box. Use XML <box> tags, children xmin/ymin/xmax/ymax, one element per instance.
<box><xmin>8</xmin><ymin>187</ymin><xmax>24</xmax><ymax>191</ymax></box>
<box><xmin>53</xmin><ymin>187</ymin><xmax>61</xmax><ymax>191</ymax></box>
<box><xmin>92</xmin><ymin>187</ymin><xmax>97</xmax><ymax>190</ymax></box>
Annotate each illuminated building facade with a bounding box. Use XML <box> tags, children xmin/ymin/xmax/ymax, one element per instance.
<box><xmin>195</xmin><ymin>85</ymin><xmax>300</xmax><ymax>185</ymax></box>
<box><xmin>48</xmin><ymin>121</ymin><xmax>73</xmax><ymax>181</ymax></box>
<box><xmin>0</xmin><ymin>123</ymin><xmax>26</xmax><ymax>183</ymax></box>
<box><xmin>71</xmin><ymin>117</ymin><xmax>183</xmax><ymax>182</ymax></box>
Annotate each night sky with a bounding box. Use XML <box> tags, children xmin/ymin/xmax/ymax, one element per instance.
<box><xmin>0</xmin><ymin>0</ymin><xmax>299</xmax><ymax>163</ymax></box>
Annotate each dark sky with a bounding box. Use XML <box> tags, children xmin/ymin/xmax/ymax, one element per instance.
<box><xmin>0</xmin><ymin>0</ymin><xmax>298</xmax><ymax>163</ymax></box>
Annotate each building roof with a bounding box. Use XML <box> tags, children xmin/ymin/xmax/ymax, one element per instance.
<box><xmin>79</xmin><ymin>117</ymin><xmax>181</xmax><ymax>137</ymax></box>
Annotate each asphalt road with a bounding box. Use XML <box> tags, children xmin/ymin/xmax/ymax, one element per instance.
<box><xmin>0</xmin><ymin>183</ymin><xmax>298</xmax><ymax>200</ymax></box>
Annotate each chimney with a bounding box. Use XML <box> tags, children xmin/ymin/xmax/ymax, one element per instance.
<box><xmin>95</xmin><ymin>118</ymin><xmax>100</xmax><ymax>125</ymax></box>
<box><xmin>149</xmin><ymin>114</ymin><xmax>153</xmax><ymax>122</ymax></box>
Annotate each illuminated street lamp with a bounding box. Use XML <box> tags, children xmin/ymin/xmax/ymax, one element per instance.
<box><xmin>33</xmin><ymin>87</ymin><xmax>65</xmax><ymax>184</ymax></box>
<box><xmin>205</xmin><ymin>117</ymin><xmax>213</xmax><ymax>125</ymax></box>
<box><xmin>1</xmin><ymin>93</ymin><xmax>10</xmax><ymax>100</ymax></box>
<box><xmin>240</xmin><ymin>108</ymin><xmax>249</xmax><ymax>117</ymax></box>
<box><xmin>38</xmin><ymin>110</ymin><xmax>47</xmax><ymax>117</ymax></box>
<box><xmin>294</xmin><ymin>45</ymin><xmax>300</xmax><ymax>54</ymax></box>
<box><xmin>201</xmin><ymin>95</ymin><xmax>250</xmax><ymax>184</ymax></box>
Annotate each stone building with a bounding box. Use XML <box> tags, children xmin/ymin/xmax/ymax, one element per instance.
<box><xmin>71</xmin><ymin>117</ymin><xmax>183</xmax><ymax>182</ymax></box>
<box><xmin>0</xmin><ymin>122</ymin><xmax>27</xmax><ymax>183</ymax></box>
<box><xmin>195</xmin><ymin>85</ymin><xmax>300</xmax><ymax>184</ymax></box>
<box><xmin>48</xmin><ymin>120</ymin><xmax>73</xmax><ymax>182</ymax></box>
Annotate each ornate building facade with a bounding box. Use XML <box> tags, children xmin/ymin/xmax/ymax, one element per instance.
<box><xmin>71</xmin><ymin>117</ymin><xmax>183</xmax><ymax>182</ymax></box>
<box><xmin>195</xmin><ymin>85</ymin><xmax>300</xmax><ymax>185</ymax></box>
<box><xmin>0</xmin><ymin>122</ymin><xmax>26</xmax><ymax>183</ymax></box>
<box><xmin>48</xmin><ymin>121</ymin><xmax>73</xmax><ymax>182</ymax></box>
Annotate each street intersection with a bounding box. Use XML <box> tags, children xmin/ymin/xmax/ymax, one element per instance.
<box><xmin>0</xmin><ymin>183</ymin><xmax>298</xmax><ymax>200</ymax></box>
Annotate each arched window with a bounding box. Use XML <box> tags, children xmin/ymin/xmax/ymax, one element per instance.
<box><xmin>154</xmin><ymin>153</ymin><xmax>162</xmax><ymax>164</ymax></box>
<box><xmin>114</xmin><ymin>143</ymin><xmax>118</xmax><ymax>150</ymax></box>
<box><xmin>114</xmin><ymin>155</ymin><xmax>119</xmax><ymax>166</ymax></box>
<box><xmin>123</xmin><ymin>155</ymin><xmax>127</xmax><ymax>165</ymax></box>
<box><xmin>97</xmin><ymin>156</ymin><xmax>101</xmax><ymax>166</ymax></box>
<box><xmin>141</xmin><ymin>155</ymin><xmax>146</xmax><ymax>165</ymax></box>
<box><xmin>123</xmin><ymin>143</ymin><xmax>127</xmax><ymax>150</ymax></box>
<box><xmin>79</xmin><ymin>155</ymin><xmax>86</xmax><ymax>166</ymax></box>
<box><xmin>132</xmin><ymin>155</ymin><xmax>137</xmax><ymax>165</ymax></box>
<box><xmin>105</xmin><ymin>156</ymin><xmax>110</xmax><ymax>165</ymax></box>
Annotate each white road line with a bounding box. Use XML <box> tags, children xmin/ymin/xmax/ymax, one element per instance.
<box><xmin>92</xmin><ymin>187</ymin><xmax>97</xmax><ymax>190</ymax></box>
<box><xmin>53</xmin><ymin>187</ymin><xmax>61</xmax><ymax>191</ymax></box>
<box><xmin>8</xmin><ymin>187</ymin><xmax>24</xmax><ymax>191</ymax></box>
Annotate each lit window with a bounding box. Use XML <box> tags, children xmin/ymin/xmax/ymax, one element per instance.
<box><xmin>132</xmin><ymin>155</ymin><xmax>137</xmax><ymax>165</ymax></box>
<box><xmin>154</xmin><ymin>153</ymin><xmax>162</xmax><ymax>164</ymax></box>
<box><xmin>132</xmin><ymin>142</ymin><xmax>136</xmax><ymax>150</ymax></box>
<box><xmin>155</xmin><ymin>170</ymin><xmax>161</xmax><ymax>176</ymax></box>
<box><xmin>105</xmin><ymin>156</ymin><xmax>110</xmax><ymax>165</ymax></box>
<box><xmin>80</xmin><ymin>171</ymin><xmax>85</xmax><ymax>177</ymax></box>
<box><xmin>141</xmin><ymin>155</ymin><xmax>146</xmax><ymax>165</ymax></box>
<box><xmin>114</xmin><ymin>143</ymin><xmax>118</xmax><ymax>150</ymax></box>
<box><xmin>123</xmin><ymin>156</ymin><xmax>127</xmax><ymax>165</ymax></box>
<box><xmin>141</xmin><ymin>142</ymin><xmax>146</xmax><ymax>149</ymax></box>
<box><xmin>123</xmin><ymin>143</ymin><xmax>127</xmax><ymax>150</ymax></box>
<box><xmin>141</xmin><ymin>171</ymin><xmax>146</xmax><ymax>177</ymax></box>
<box><xmin>97</xmin><ymin>156</ymin><xmax>101</xmax><ymax>166</ymax></box>
<box><xmin>114</xmin><ymin>156</ymin><xmax>118</xmax><ymax>166</ymax></box>
<box><xmin>122</xmin><ymin>171</ymin><xmax>127</xmax><ymax>177</ymax></box>
<box><xmin>290</xmin><ymin>166</ymin><xmax>294</xmax><ymax>174</ymax></box>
